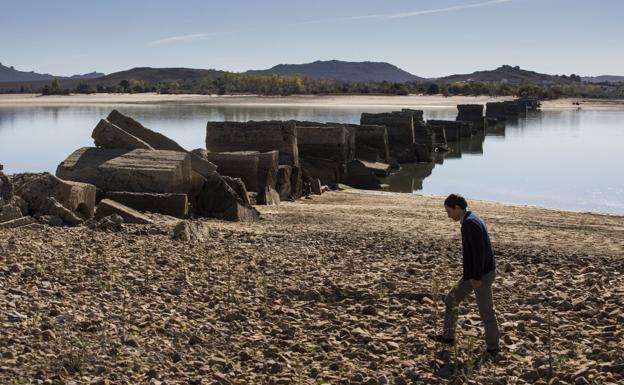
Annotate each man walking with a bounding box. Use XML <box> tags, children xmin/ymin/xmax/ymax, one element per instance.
<box><xmin>431</xmin><ymin>193</ymin><xmax>500</xmax><ymax>356</ymax></box>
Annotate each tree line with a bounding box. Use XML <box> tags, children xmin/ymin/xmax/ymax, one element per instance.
<box><xmin>4</xmin><ymin>73</ymin><xmax>624</xmax><ymax>99</ymax></box>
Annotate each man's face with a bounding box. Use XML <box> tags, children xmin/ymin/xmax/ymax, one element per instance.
<box><xmin>445</xmin><ymin>205</ymin><xmax>462</xmax><ymax>222</ymax></box>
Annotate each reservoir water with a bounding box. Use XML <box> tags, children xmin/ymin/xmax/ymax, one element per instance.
<box><xmin>0</xmin><ymin>104</ymin><xmax>622</xmax><ymax>214</ymax></box>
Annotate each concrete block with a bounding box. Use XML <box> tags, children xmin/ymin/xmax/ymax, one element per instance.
<box><xmin>0</xmin><ymin>216</ymin><xmax>36</xmax><ymax>229</ymax></box>
<box><xmin>206</xmin><ymin>120</ymin><xmax>299</xmax><ymax>167</ymax></box>
<box><xmin>107</xmin><ymin>110</ymin><xmax>216</xmax><ymax>178</ymax></box>
<box><xmin>206</xmin><ymin>151</ymin><xmax>260</xmax><ymax>192</ymax></box>
<box><xmin>92</xmin><ymin>119</ymin><xmax>154</xmax><ymax>150</ymax></box>
<box><xmin>105</xmin><ymin>191</ymin><xmax>188</xmax><ymax>218</ymax></box>
<box><xmin>12</xmin><ymin>172</ymin><xmax>96</xmax><ymax>219</ymax></box>
<box><xmin>56</xmin><ymin>147</ymin><xmax>191</xmax><ymax>194</ymax></box>
<box><xmin>96</xmin><ymin>198</ymin><xmax>153</xmax><ymax>224</ymax></box>
<box><xmin>194</xmin><ymin>173</ymin><xmax>259</xmax><ymax>222</ymax></box>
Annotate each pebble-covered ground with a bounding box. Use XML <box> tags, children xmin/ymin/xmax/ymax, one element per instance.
<box><xmin>1</xmin><ymin>189</ymin><xmax>622</xmax><ymax>385</ymax></box>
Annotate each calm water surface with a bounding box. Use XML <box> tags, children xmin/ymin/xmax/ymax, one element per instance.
<box><xmin>0</xmin><ymin>104</ymin><xmax>622</xmax><ymax>214</ymax></box>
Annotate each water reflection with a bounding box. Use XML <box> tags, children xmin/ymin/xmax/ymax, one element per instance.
<box><xmin>383</xmin><ymin>161</ymin><xmax>436</xmax><ymax>191</ymax></box>
<box><xmin>445</xmin><ymin>141</ymin><xmax>463</xmax><ymax>159</ymax></box>
<box><xmin>382</xmin><ymin>109</ymin><xmax>587</xmax><ymax>196</ymax></box>
<box><xmin>462</xmin><ymin>131</ymin><xmax>485</xmax><ymax>155</ymax></box>
<box><xmin>486</xmin><ymin>122</ymin><xmax>506</xmax><ymax>137</ymax></box>
<box><xmin>0</xmin><ymin>104</ymin><xmax>623</xmax><ymax>214</ymax></box>
<box><xmin>382</xmin><ymin>125</ymin><xmax>488</xmax><ymax>190</ymax></box>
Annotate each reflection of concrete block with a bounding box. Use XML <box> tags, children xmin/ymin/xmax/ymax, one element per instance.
<box><xmin>431</xmin><ymin>126</ymin><xmax>447</xmax><ymax>145</ymax></box>
<box><xmin>414</xmin><ymin>144</ymin><xmax>432</xmax><ymax>162</ymax></box>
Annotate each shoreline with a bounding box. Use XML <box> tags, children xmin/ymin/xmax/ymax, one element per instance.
<box><xmin>1</xmin><ymin>93</ymin><xmax>623</xmax><ymax>110</ymax></box>
<box><xmin>1</xmin><ymin>188</ymin><xmax>623</xmax><ymax>384</ymax></box>
<box><xmin>411</xmin><ymin>191</ymin><xmax>624</xmax><ymax>218</ymax></box>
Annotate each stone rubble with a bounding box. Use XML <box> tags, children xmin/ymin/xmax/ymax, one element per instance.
<box><xmin>0</xmin><ymin>189</ymin><xmax>620</xmax><ymax>385</ymax></box>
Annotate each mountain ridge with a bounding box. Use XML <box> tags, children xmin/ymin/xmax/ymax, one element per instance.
<box><xmin>245</xmin><ymin>60</ymin><xmax>426</xmax><ymax>83</ymax></box>
<box><xmin>95</xmin><ymin>67</ymin><xmax>224</xmax><ymax>83</ymax></box>
<box><xmin>436</xmin><ymin>65</ymin><xmax>582</xmax><ymax>85</ymax></box>
<box><xmin>1</xmin><ymin>61</ymin><xmax>622</xmax><ymax>90</ymax></box>
<box><xmin>0</xmin><ymin>62</ymin><xmax>103</xmax><ymax>83</ymax></box>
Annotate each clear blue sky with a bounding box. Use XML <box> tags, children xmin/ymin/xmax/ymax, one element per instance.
<box><xmin>1</xmin><ymin>0</ymin><xmax>622</xmax><ymax>78</ymax></box>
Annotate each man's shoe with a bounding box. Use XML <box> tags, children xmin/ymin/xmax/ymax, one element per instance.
<box><xmin>486</xmin><ymin>348</ymin><xmax>499</xmax><ymax>358</ymax></box>
<box><xmin>428</xmin><ymin>334</ymin><xmax>454</xmax><ymax>345</ymax></box>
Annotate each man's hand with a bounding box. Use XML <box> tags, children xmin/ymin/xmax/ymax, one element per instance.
<box><xmin>470</xmin><ymin>279</ymin><xmax>483</xmax><ymax>289</ymax></box>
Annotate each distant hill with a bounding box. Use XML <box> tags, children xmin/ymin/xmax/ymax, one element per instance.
<box><xmin>437</xmin><ymin>65</ymin><xmax>579</xmax><ymax>85</ymax></box>
<box><xmin>96</xmin><ymin>67</ymin><xmax>224</xmax><ymax>83</ymax></box>
<box><xmin>0</xmin><ymin>66</ymin><xmax>225</xmax><ymax>92</ymax></box>
<box><xmin>582</xmin><ymin>75</ymin><xmax>624</xmax><ymax>83</ymax></box>
<box><xmin>246</xmin><ymin>60</ymin><xmax>425</xmax><ymax>83</ymax></box>
<box><xmin>0</xmin><ymin>62</ymin><xmax>57</xmax><ymax>82</ymax></box>
<box><xmin>2</xmin><ymin>61</ymin><xmax>622</xmax><ymax>95</ymax></box>
<box><xmin>0</xmin><ymin>62</ymin><xmax>103</xmax><ymax>83</ymax></box>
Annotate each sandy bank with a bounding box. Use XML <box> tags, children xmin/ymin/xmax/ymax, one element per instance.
<box><xmin>1</xmin><ymin>189</ymin><xmax>622</xmax><ymax>384</ymax></box>
<box><xmin>540</xmin><ymin>98</ymin><xmax>624</xmax><ymax>111</ymax></box>
<box><xmin>0</xmin><ymin>93</ymin><xmax>506</xmax><ymax>109</ymax></box>
<box><xmin>1</xmin><ymin>93</ymin><xmax>623</xmax><ymax>111</ymax></box>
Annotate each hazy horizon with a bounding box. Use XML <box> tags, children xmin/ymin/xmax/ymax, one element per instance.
<box><xmin>1</xmin><ymin>0</ymin><xmax>622</xmax><ymax>78</ymax></box>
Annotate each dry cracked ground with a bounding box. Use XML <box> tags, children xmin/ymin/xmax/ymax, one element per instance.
<box><xmin>1</xmin><ymin>189</ymin><xmax>623</xmax><ymax>385</ymax></box>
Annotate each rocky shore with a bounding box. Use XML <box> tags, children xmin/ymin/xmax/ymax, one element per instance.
<box><xmin>1</xmin><ymin>189</ymin><xmax>622</xmax><ymax>385</ymax></box>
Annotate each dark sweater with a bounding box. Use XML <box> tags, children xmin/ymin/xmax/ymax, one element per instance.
<box><xmin>461</xmin><ymin>211</ymin><xmax>495</xmax><ymax>281</ymax></box>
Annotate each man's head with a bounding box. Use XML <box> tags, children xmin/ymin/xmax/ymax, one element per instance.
<box><xmin>444</xmin><ymin>193</ymin><xmax>468</xmax><ymax>222</ymax></box>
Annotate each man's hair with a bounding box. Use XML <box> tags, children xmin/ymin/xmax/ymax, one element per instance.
<box><xmin>444</xmin><ymin>193</ymin><xmax>468</xmax><ymax>210</ymax></box>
